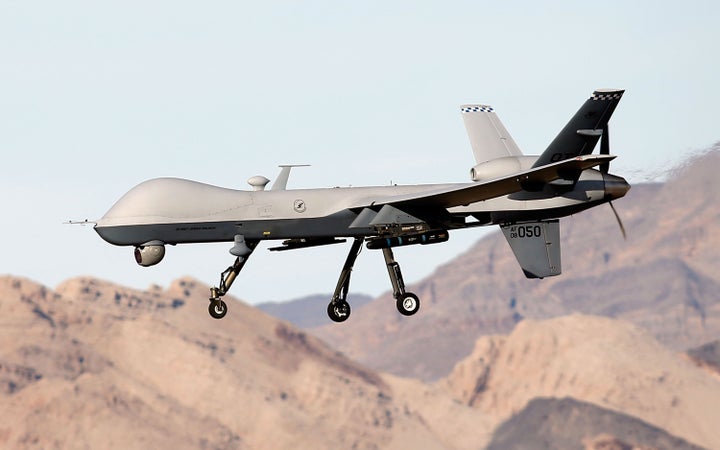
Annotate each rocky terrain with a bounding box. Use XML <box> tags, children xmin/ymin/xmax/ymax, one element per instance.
<box><xmin>485</xmin><ymin>397</ymin><xmax>704</xmax><ymax>450</ymax></box>
<box><xmin>439</xmin><ymin>315</ymin><xmax>720</xmax><ymax>449</ymax></box>
<box><xmin>311</xmin><ymin>148</ymin><xmax>720</xmax><ymax>381</ymax></box>
<box><xmin>2</xmin><ymin>276</ymin><xmax>719</xmax><ymax>449</ymax></box>
<box><xmin>2</xmin><ymin>274</ymin><xmax>720</xmax><ymax>449</ymax></box>
<box><xmin>0</xmin><ymin>275</ymin><xmax>493</xmax><ymax>449</ymax></box>
<box><xmin>687</xmin><ymin>339</ymin><xmax>720</xmax><ymax>375</ymax></box>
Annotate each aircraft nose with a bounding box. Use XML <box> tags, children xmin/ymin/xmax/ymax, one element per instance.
<box><xmin>602</xmin><ymin>173</ymin><xmax>631</xmax><ymax>200</ymax></box>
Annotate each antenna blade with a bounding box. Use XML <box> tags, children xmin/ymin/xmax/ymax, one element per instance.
<box><xmin>271</xmin><ymin>164</ymin><xmax>310</xmax><ymax>190</ymax></box>
<box><xmin>600</xmin><ymin>125</ymin><xmax>610</xmax><ymax>173</ymax></box>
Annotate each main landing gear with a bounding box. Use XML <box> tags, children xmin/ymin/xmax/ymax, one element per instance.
<box><xmin>381</xmin><ymin>246</ymin><xmax>421</xmax><ymax>317</ymax></box>
<box><xmin>206</xmin><ymin>234</ymin><xmax>421</xmax><ymax>322</ymax></box>
<box><xmin>327</xmin><ymin>238</ymin><xmax>363</xmax><ymax>322</ymax></box>
<box><xmin>208</xmin><ymin>235</ymin><xmax>257</xmax><ymax>319</ymax></box>
<box><xmin>326</xmin><ymin>239</ymin><xmax>420</xmax><ymax>322</ymax></box>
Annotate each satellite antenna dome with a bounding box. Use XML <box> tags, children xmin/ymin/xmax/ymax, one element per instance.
<box><xmin>247</xmin><ymin>175</ymin><xmax>270</xmax><ymax>191</ymax></box>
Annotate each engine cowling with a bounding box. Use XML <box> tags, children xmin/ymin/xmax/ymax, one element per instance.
<box><xmin>134</xmin><ymin>244</ymin><xmax>165</xmax><ymax>267</ymax></box>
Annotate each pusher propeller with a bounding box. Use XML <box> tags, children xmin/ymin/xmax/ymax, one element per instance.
<box><xmin>608</xmin><ymin>200</ymin><xmax>627</xmax><ymax>240</ymax></box>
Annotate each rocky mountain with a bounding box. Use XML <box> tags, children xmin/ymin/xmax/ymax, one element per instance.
<box><xmin>486</xmin><ymin>397</ymin><xmax>704</xmax><ymax>450</ymax></box>
<box><xmin>2</xmin><ymin>276</ymin><xmax>718</xmax><ymax>449</ymax></box>
<box><xmin>311</xmin><ymin>148</ymin><xmax>720</xmax><ymax>381</ymax></box>
<box><xmin>440</xmin><ymin>314</ymin><xmax>720</xmax><ymax>450</ymax></box>
<box><xmin>0</xmin><ymin>275</ymin><xmax>498</xmax><ymax>450</ymax></box>
<box><xmin>687</xmin><ymin>339</ymin><xmax>720</xmax><ymax>375</ymax></box>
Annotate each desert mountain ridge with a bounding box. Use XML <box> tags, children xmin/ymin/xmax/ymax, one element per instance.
<box><xmin>440</xmin><ymin>314</ymin><xmax>720</xmax><ymax>448</ymax></box>
<box><xmin>2</xmin><ymin>274</ymin><xmax>719</xmax><ymax>449</ymax></box>
<box><xmin>3</xmin><ymin>274</ymin><xmax>720</xmax><ymax>449</ymax></box>
<box><xmin>687</xmin><ymin>340</ymin><xmax>720</xmax><ymax>376</ymax></box>
<box><xmin>486</xmin><ymin>397</ymin><xmax>706</xmax><ymax>450</ymax></box>
<box><xmin>0</xmin><ymin>274</ymin><xmax>497</xmax><ymax>449</ymax></box>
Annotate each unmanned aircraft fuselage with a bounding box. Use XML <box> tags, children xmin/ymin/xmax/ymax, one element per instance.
<box><xmin>88</xmin><ymin>88</ymin><xmax>630</xmax><ymax>321</ymax></box>
<box><xmin>95</xmin><ymin>169</ymin><xmax>626</xmax><ymax>245</ymax></box>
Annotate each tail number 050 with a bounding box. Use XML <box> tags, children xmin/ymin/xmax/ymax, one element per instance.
<box><xmin>510</xmin><ymin>225</ymin><xmax>542</xmax><ymax>239</ymax></box>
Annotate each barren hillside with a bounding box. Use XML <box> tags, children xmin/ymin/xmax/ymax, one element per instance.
<box><xmin>0</xmin><ymin>275</ymin><xmax>492</xmax><ymax>450</ymax></box>
<box><xmin>486</xmin><ymin>397</ymin><xmax>704</xmax><ymax>450</ymax></box>
<box><xmin>441</xmin><ymin>315</ymin><xmax>720</xmax><ymax>450</ymax></box>
<box><xmin>1</xmin><ymin>276</ymin><xmax>716</xmax><ymax>449</ymax></box>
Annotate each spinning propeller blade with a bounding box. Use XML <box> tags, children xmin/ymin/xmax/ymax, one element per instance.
<box><xmin>608</xmin><ymin>201</ymin><xmax>627</xmax><ymax>240</ymax></box>
<box><xmin>600</xmin><ymin>123</ymin><xmax>625</xmax><ymax>238</ymax></box>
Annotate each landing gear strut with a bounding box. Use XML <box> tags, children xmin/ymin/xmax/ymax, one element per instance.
<box><xmin>382</xmin><ymin>247</ymin><xmax>420</xmax><ymax>316</ymax></box>
<box><xmin>327</xmin><ymin>238</ymin><xmax>363</xmax><ymax>322</ymax></box>
<box><xmin>208</xmin><ymin>237</ymin><xmax>257</xmax><ymax>319</ymax></box>
<box><xmin>327</xmin><ymin>238</ymin><xmax>421</xmax><ymax>322</ymax></box>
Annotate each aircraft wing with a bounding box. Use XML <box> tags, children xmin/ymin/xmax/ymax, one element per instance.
<box><xmin>363</xmin><ymin>154</ymin><xmax>614</xmax><ymax>210</ymax></box>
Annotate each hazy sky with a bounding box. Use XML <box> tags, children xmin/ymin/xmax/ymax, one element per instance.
<box><xmin>1</xmin><ymin>1</ymin><xmax>718</xmax><ymax>304</ymax></box>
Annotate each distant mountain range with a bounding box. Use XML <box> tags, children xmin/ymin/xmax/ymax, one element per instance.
<box><xmin>2</xmin><ymin>275</ymin><xmax>718</xmax><ymax>449</ymax></box>
<box><xmin>2</xmin><ymin>276</ymin><xmax>719</xmax><ymax>449</ymax></box>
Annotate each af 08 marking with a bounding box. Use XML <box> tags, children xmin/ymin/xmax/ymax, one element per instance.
<box><xmin>508</xmin><ymin>224</ymin><xmax>542</xmax><ymax>239</ymax></box>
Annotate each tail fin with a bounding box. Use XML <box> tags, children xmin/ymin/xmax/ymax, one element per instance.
<box><xmin>501</xmin><ymin>220</ymin><xmax>561</xmax><ymax>278</ymax></box>
<box><xmin>461</xmin><ymin>104</ymin><xmax>523</xmax><ymax>164</ymax></box>
<box><xmin>532</xmin><ymin>89</ymin><xmax>624</xmax><ymax>168</ymax></box>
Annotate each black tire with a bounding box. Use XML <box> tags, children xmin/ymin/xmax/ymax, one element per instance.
<box><xmin>396</xmin><ymin>293</ymin><xmax>420</xmax><ymax>316</ymax></box>
<box><xmin>327</xmin><ymin>301</ymin><xmax>351</xmax><ymax>323</ymax></box>
<box><xmin>209</xmin><ymin>300</ymin><xmax>228</xmax><ymax>319</ymax></box>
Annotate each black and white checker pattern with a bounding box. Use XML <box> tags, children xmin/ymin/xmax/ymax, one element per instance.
<box><xmin>591</xmin><ymin>92</ymin><xmax>623</xmax><ymax>101</ymax></box>
<box><xmin>461</xmin><ymin>105</ymin><xmax>493</xmax><ymax>113</ymax></box>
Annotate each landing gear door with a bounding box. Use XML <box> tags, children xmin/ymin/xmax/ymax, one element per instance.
<box><xmin>501</xmin><ymin>220</ymin><xmax>561</xmax><ymax>279</ymax></box>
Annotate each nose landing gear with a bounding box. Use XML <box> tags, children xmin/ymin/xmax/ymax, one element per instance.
<box><xmin>209</xmin><ymin>300</ymin><xmax>228</xmax><ymax>319</ymax></box>
<box><xmin>207</xmin><ymin>236</ymin><xmax>257</xmax><ymax>319</ymax></box>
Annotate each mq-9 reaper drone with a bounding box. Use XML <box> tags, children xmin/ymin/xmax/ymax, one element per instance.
<box><xmin>84</xmin><ymin>89</ymin><xmax>630</xmax><ymax>322</ymax></box>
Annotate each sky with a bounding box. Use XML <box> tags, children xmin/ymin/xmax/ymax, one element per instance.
<box><xmin>1</xmin><ymin>1</ymin><xmax>719</xmax><ymax>304</ymax></box>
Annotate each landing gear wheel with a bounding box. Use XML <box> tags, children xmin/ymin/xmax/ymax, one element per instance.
<box><xmin>209</xmin><ymin>300</ymin><xmax>228</xmax><ymax>319</ymax></box>
<box><xmin>327</xmin><ymin>301</ymin><xmax>351</xmax><ymax>323</ymax></box>
<box><xmin>396</xmin><ymin>293</ymin><xmax>420</xmax><ymax>316</ymax></box>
